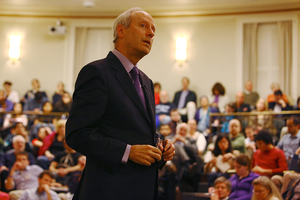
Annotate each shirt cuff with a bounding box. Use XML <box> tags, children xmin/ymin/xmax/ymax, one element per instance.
<box><xmin>121</xmin><ymin>144</ymin><xmax>131</xmax><ymax>164</ymax></box>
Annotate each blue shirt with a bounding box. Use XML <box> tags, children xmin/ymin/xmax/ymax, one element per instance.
<box><xmin>12</xmin><ymin>165</ymin><xmax>43</xmax><ymax>190</ymax></box>
<box><xmin>277</xmin><ymin>130</ymin><xmax>300</xmax><ymax>159</ymax></box>
<box><xmin>19</xmin><ymin>188</ymin><xmax>60</xmax><ymax>200</ymax></box>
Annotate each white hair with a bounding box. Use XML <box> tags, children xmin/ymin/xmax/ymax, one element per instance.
<box><xmin>12</xmin><ymin>135</ymin><xmax>26</xmax><ymax>144</ymax></box>
<box><xmin>112</xmin><ymin>7</ymin><xmax>144</xmax><ymax>43</ymax></box>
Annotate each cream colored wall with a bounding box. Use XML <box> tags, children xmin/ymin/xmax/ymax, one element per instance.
<box><xmin>0</xmin><ymin>12</ymin><xmax>299</xmax><ymax>104</ymax></box>
<box><xmin>0</xmin><ymin>17</ymin><xmax>66</xmax><ymax>99</ymax></box>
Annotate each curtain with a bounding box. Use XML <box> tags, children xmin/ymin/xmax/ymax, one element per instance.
<box><xmin>278</xmin><ymin>21</ymin><xmax>292</xmax><ymax>95</ymax></box>
<box><xmin>74</xmin><ymin>27</ymin><xmax>88</xmax><ymax>84</ymax></box>
<box><xmin>243</xmin><ymin>23</ymin><xmax>258</xmax><ymax>88</ymax></box>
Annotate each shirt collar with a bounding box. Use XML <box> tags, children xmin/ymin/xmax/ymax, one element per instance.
<box><xmin>112</xmin><ymin>49</ymin><xmax>136</xmax><ymax>73</ymax></box>
<box><xmin>291</xmin><ymin>130</ymin><xmax>300</xmax><ymax>138</ymax></box>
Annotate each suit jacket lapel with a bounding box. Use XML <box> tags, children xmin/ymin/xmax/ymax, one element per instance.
<box><xmin>107</xmin><ymin>52</ymin><xmax>151</xmax><ymax>124</ymax></box>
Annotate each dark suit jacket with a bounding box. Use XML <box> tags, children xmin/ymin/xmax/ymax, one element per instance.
<box><xmin>66</xmin><ymin>52</ymin><xmax>158</xmax><ymax>200</ymax></box>
<box><xmin>172</xmin><ymin>90</ymin><xmax>197</xmax><ymax>108</ymax></box>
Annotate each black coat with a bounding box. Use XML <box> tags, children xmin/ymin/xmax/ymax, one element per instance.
<box><xmin>66</xmin><ymin>52</ymin><xmax>158</xmax><ymax>200</ymax></box>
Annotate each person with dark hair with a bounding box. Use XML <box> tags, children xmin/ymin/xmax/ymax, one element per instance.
<box><xmin>53</xmin><ymin>92</ymin><xmax>72</xmax><ymax>113</ymax></box>
<box><xmin>23</xmin><ymin>91</ymin><xmax>48</xmax><ymax>113</ymax></box>
<box><xmin>268</xmin><ymin>90</ymin><xmax>293</xmax><ymax>112</ymax></box>
<box><xmin>3</xmin><ymin>81</ymin><xmax>19</xmax><ymax>104</ymax></box>
<box><xmin>208</xmin><ymin>82</ymin><xmax>229</xmax><ymax>113</ymax></box>
<box><xmin>168</xmin><ymin>109</ymin><xmax>182</xmax><ymax>134</ymax></box>
<box><xmin>19</xmin><ymin>170</ymin><xmax>60</xmax><ymax>200</ymax></box>
<box><xmin>219</xmin><ymin>102</ymin><xmax>236</xmax><ymax>134</ymax></box>
<box><xmin>251</xmin><ymin>129</ymin><xmax>288</xmax><ymax>177</ymax></box>
<box><xmin>5</xmin><ymin>151</ymin><xmax>43</xmax><ymax>200</ymax></box>
<box><xmin>153</xmin><ymin>82</ymin><xmax>161</xmax><ymax>105</ymax></box>
<box><xmin>229</xmin><ymin>154</ymin><xmax>260</xmax><ymax>200</ymax></box>
<box><xmin>205</xmin><ymin>134</ymin><xmax>235</xmax><ymax>186</ymax></box>
<box><xmin>172</xmin><ymin>77</ymin><xmax>197</xmax><ymax>122</ymax></box>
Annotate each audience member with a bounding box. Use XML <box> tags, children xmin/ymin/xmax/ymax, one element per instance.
<box><xmin>172</xmin><ymin>77</ymin><xmax>197</xmax><ymax>122</ymax></box>
<box><xmin>53</xmin><ymin>92</ymin><xmax>72</xmax><ymax>113</ymax></box>
<box><xmin>3</xmin><ymin>81</ymin><xmax>19</xmax><ymax>104</ymax></box>
<box><xmin>243</xmin><ymin>80</ymin><xmax>259</xmax><ymax>110</ymax></box>
<box><xmin>244</xmin><ymin>125</ymin><xmax>257</xmax><ymax>158</ymax></box>
<box><xmin>159</xmin><ymin>124</ymin><xmax>175</xmax><ymax>140</ymax></box>
<box><xmin>156</xmin><ymin>90</ymin><xmax>176</xmax><ymax>125</ymax></box>
<box><xmin>249</xmin><ymin>98</ymin><xmax>277</xmax><ymax>136</ymax></box>
<box><xmin>5</xmin><ymin>151</ymin><xmax>43</xmax><ymax>200</ymax></box>
<box><xmin>37</xmin><ymin>119</ymin><xmax>66</xmax><ymax>169</ymax></box>
<box><xmin>21</xmin><ymin>79</ymin><xmax>48</xmax><ymax>105</ymax></box>
<box><xmin>187</xmin><ymin>119</ymin><xmax>207</xmax><ymax>155</ymax></box>
<box><xmin>229</xmin><ymin>154</ymin><xmax>260</xmax><ymax>200</ymax></box>
<box><xmin>195</xmin><ymin>95</ymin><xmax>219</xmax><ymax>138</ymax></box>
<box><xmin>52</xmin><ymin>82</ymin><xmax>66</xmax><ymax>106</ymax></box>
<box><xmin>3</xmin><ymin>103</ymin><xmax>28</xmax><ymax>129</ymax></box>
<box><xmin>172</xmin><ymin>123</ymin><xmax>202</xmax><ymax>191</ymax></box>
<box><xmin>208</xmin><ymin>82</ymin><xmax>229</xmax><ymax>113</ymax></box>
<box><xmin>228</xmin><ymin>119</ymin><xmax>246</xmax><ymax>154</ymax></box>
<box><xmin>153</xmin><ymin>82</ymin><xmax>161</xmax><ymax>105</ymax></box>
<box><xmin>205</xmin><ymin>134</ymin><xmax>235</xmax><ymax>186</ymax></box>
<box><xmin>208</xmin><ymin>177</ymin><xmax>232</xmax><ymax>200</ymax></box>
<box><xmin>268</xmin><ymin>90</ymin><xmax>293</xmax><ymax>113</ymax></box>
<box><xmin>19</xmin><ymin>170</ymin><xmax>60</xmax><ymax>200</ymax></box>
<box><xmin>235</xmin><ymin>92</ymin><xmax>251</xmax><ymax>113</ymax></box>
<box><xmin>31</xmin><ymin>126</ymin><xmax>52</xmax><ymax>156</ymax></box>
<box><xmin>0</xmin><ymin>90</ymin><xmax>13</xmax><ymax>112</ymax></box>
<box><xmin>49</xmin><ymin>140</ymin><xmax>82</xmax><ymax>186</ymax></box>
<box><xmin>23</xmin><ymin>91</ymin><xmax>48</xmax><ymax>113</ymax></box>
<box><xmin>251</xmin><ymin>129</ymin><xmax>288</xmax><ymax>178</ymax></box>
<box><xmin>251</xmin><ymin>176</ymin><xmax>283</xmax><ymax>200</ymax></box>
<box><xmin>2</xmin><ymin>122</ymin><xmax>31</xmax><ymax>153</ymax></box>
<box><xmin>168</xmin><ymin>109</ymin><xmax>182</xmax><ymax>134</ymax></box>
<box><xmin>219</xmin><ymin>102</ymin><xmax>236</xmax><ymax>134</ymax></box>
<box><xmin>267</xmin><ymin>82</ymin><xmax>289</xmax><ymax>103</ymax></box>
<box><xmin>39</xmin><ymin>101</ymin><xmax>57</xmax><ymax>124</ymax></box>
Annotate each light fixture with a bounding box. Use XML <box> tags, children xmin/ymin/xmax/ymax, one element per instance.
<box><xmin>9</xmin><ymin>35</ymin><xmax>21</xmax><ymax>63</ymax></box>
<box><xmin>175</xmin><ymin>37</ymin><xmax>187</xmax><ymax>63</ymax></box>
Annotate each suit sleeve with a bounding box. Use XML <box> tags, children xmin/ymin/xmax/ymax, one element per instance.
<box><xmin>66</xmin><ymin>65</ymin><xmax>127</xmax><ymax>173</ymax></box>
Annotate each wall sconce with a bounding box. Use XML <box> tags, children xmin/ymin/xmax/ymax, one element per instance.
<box><xmin>175</xmin><ymin>37</ymin><xmax>187</xmax><ymax>63</ymax></box>
<box><xmin>9</xmin><ymin>35</ymin><xmax>21</xmax><ymax>63</ymax></box>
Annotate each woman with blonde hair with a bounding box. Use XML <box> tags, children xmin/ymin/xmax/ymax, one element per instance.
<box><xmin>251</xmin><ymin>176</ymin><xmax>282</xmax><ymax>200</ymax></box>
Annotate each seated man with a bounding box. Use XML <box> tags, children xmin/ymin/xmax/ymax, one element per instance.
<box><xmin>208</xmin><ymin>176</ymin><xmax>232</xmax><ymax>200</ymax></box>
<box><xmin>243</xmin><ymin>80</ymin><xmax>259</xmax><ymax>110</ymax></box>
<box><xmin>5</xmin><ymin>151</ymin><xmax>43</xmax><ymax>200</ymax></box>
<box><xmin>53</xmin><ymin>92</ymin><xmax>72</xmax><ymax>113</ymax></box>
<box><xmin>168</xmin><ymin>109</ymin><xmax>182</xmax><ymax>134</ymax></box>
<box><xmin>0</xmin><ymin>135</ymin><xmax>36</xmax><ymax>192</ymax></box>
<box><xmin>235</xmin><ymin>92</ymin><xmax>251</xmax><ymax>113</ymax></box>
<box><xmin>3</xmin><ymin>81</ymin><xmax>19</xmax><ymax>104</ymax></box>
<box><xmin>268</xmin><ymin>90</ymin><xmax>293</xmax><ymax>113</ymax></box>
<box><xmin>49</xmin><ymin>140</ymin><xmax>82</xmax><ymax>186</ymax></box>
<box><xmin>228</xmin><ymin>119</ymin><xmax>246</xmax><ymax>154</ymax></box>
<box><xmin>19</xmin><ymin>170</ymin><xmax>60</xmax><ymax>200</ymax></box>
<box><xmin>251</xmin><ymin>129</ymin><xmax>288</xmax><ymax>177</ymax></box>
<box><xmin>155</xmin><ymin>90</ymin><xmax>176</xmax><ymax>126</ymax></box>
<box><xmin>172</xmin><ymin>77</ymin><xmax>197</xmax><ymax>122</ymax></box>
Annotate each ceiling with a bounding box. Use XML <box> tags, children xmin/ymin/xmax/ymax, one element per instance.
<box><xmin>1</xmin><ymin>0</ymin><xmax>300</xmax><ymax>18</ymax></box>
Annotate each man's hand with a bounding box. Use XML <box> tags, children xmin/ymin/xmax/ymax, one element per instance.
<box><xmin>41</xmin><ymin>184</ymin><xmax>51</xmax><ymax>193</ymax></box>
<box><xmin>161</xmin><ymin>139</ymin><xmax>175</xmax><ymax>161</ymax></box>
<box><xmin>252</xmin><ymin>166</ymin><xmax>265</xmax><ymax>173</ymax></box>
<box><xmin>12</xmin><ymin>161</ymin><xmax>22</xmax><ymax>171</ymax></box>
<box><xmin>129</xmin><ymin>145</ymin><xmax>162</xmax><ymax>166</ymax></box>
<box><xmin>0</xmin><ymin>166</ymin><xmax>8</xmax><ymax>173</ymax></box>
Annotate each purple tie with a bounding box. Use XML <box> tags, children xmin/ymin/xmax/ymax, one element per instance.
<box><xmin>130</xmin><ymin>67</ymin><xmax>146</xmax><ymax>109</ymax></box>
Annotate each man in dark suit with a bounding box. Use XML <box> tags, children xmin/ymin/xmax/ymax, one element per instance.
<box><xmin>66</xmin><ymin>7</ymin><xmax>175</xmax><ymax>200</ymax></box>
<box><xmin>172</xmin><ymin>77</ymin><xmax>197</xmax><ymax>122</ymax></box>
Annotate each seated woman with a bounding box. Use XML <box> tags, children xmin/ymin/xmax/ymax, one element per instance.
<box><xmin>3</xmin><ymin>103</ymin><xmax>28</xmax><ymax>129</ymax></box>
<box><xmin>229</xmin><ymin>154</ymin><xmax>260</xmax><ymax>200</ymax></box>
<box><xmin>208</xmin><ymin>82</ymin><xmax>229</xmax><ymax>113</ymax></box>
<box><xmin>37</xmin><ymin>119</ymin><xmax>66</xmax><ymax>169</ymax></box>
<box><xmin>21</xmin><ymin>78</ymin><xmax>48</xmax><ymax>105</ymax></box>
<box><xmin>251</xmin><ymin>176</ymin><xmax>283</xmax><ymax>200</ymax></box>
<box><xmin>205</xmin><ymin>133</ymin><xmax>235</xmax><ymax>187</ymax></box>
<box><xmin>31</xmin><ymin>126</ymin><xmax>52</xmax><ymax>156</ymax></box>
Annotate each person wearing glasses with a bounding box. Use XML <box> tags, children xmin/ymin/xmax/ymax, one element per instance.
<box><xmin>251</xmin><ymin>176</ymin><xmax>282</xmax><ymax>200</ymax></box>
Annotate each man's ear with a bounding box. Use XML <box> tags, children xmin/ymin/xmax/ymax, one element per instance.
<box><xmin>117</xmin><ymin>24</ymin><xmax>125</xmax><ymax>39</ymax></box>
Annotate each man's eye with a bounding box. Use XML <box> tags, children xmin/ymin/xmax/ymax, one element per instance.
<box><xmin>141</xmin><ymin>24</ymin><xmax>145</xmax><ymax>27</ymax></box>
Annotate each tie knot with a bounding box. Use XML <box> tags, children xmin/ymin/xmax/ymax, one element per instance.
<box><xmin>130</xmin><ymin>67</ymin><xmax>139</xmax><ymax>76</ymax></box>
